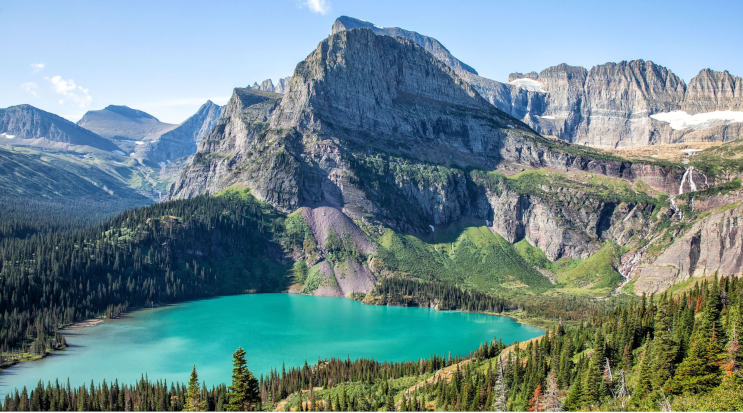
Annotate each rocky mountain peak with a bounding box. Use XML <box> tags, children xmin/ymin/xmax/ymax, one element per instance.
<box><xmin>330</xmin><ymin>16</ymin><xmax>478</xmax><ymax>77</ymax></box>
<box><xmin>508</xmin><ymin>71</ymin><xmax>539</xmax><ymax>82</ymax></box>
<box><xmin>102</xmin><ymin>105</ymin><xmax>158</xmax><ymax>121</ymax></box>
<box><xmin>682</xmin><ymin>68</ymin><xmax>743</xmax><ymax>114</ymax></box>
<box><xmin>270</xmin><ymin>27</ymin><xmax>505</xmax><ymax>147</ymax></box>
<box><xmin>247</xmin><ymin>76</ymin><xmax>291</xmax><ymax>94</ymax></box>
<box><xmin>0</xmin><ymin>104</ymin><xmax>118</xmax><ymax>151</ymax></box>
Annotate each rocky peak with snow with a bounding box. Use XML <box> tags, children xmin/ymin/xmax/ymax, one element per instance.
<box><xmin>0</xmin><ymin>104</ymin><xmax>118</xmax><ymax>152</ymax></box>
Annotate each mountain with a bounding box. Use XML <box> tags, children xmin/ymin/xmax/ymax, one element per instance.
<box><xmin>503</xmin><ymin>64</ymin><xmax>743</xmax><ymax>148</ymax></box>
<box><xmin>0</xmin><ymin>104</ymin><xmax>119</xmax><ymax>152</ymax></box>
<box><xmin>329</xmin><ymin>17</ymin><xmax>743</xmax><ymax>149</ymax></box>
<box><xmin>248</xmin><ymin>77</ymin><xmax>292</xmax><ymax>94</ymax></box>
<box><xmin>77</xmin><ymin>105</ymin><xmax>177</xmax><ymax>152</ymax></box>
<box><xmin>0</xmin><ymin>145</ymin><xmax>152</xmax><ymax>233</ymax></box>
<box><xmin>135</xmin><ymin>100</ymin><xmax>224</xmax><ymax>166</ymax></box>
<box><xmin>330</xmin><ymin>16</ymin><xmax>479</xmax><ymax>77</ymax></box>
<box><xmin>170</xmin><ymin>27</ymin><xmax>713</xmax><ymax>298</ymax></box>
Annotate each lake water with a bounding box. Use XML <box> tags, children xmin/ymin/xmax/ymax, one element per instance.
<box><xmin>1</xmin><ymin>294</ymin><xmax>542</xmax><ymax>396</ymax></box>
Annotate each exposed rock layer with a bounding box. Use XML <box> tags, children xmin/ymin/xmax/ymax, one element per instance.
<box><xmin>330</xmin><ymin>17</ymin><xmax>743</xmax><ymax>148</ymax></box>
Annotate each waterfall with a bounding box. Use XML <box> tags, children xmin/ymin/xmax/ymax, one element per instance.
<box><xmin>614</xmin><ymin>235</ymin><xmax>661</xmax><ymax>295</ymax></box>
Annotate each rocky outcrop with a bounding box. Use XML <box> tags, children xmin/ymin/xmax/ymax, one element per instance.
<box><xmin>683</xmin><ymin>69</ymin><xmax>743</xmax><ymax>114</ymax></box>
<box><xmin>634</xmin><ymin>202</ymin><xmax>743</xmax><ymax>293</ymax></box>
<box><xmin>171</xmin><ymin>27</ymin><xmax>684</xmax><ymax>262</ymax></box>
<box><xmin>330</xmin><ymin>16</ymin><xmax>478</xmax><ymax>77</ymax></box>
<box><xmin>479</xmin><ymin>179</ymin><xmax>653</xmax><ymax>261</ymax></box>
<box><xmin>329</xmin><ymin>17</ymin><xmax>743</xmax><ymax>148</ymax></box>
<box><xmin>0</xmin><ymin>104</ymin><xmax>118</xmax><ymax>152</ymax></box>
<box><xmin>248</xmin><ymin>77</ymin><xmax>292</xmax><ymax>94</ymax></box>
<box><xmin>135</xmin><ymin>100</ymin><xmax>224</xmax><ymax>165</ymax></box>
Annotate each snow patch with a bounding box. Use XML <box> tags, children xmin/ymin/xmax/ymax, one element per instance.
<box><xmin>158</xmin><ymin>162</ymin><xmax>167</xmax><ymax>168</ymax></box>
<box><xmin>429</xmin><ymin>225</ymin><xmax>434</xmax><ymax>233</ymax></box>
<box><xmin>539</xmin><ymin>115</ymin><xmax>556</xmax><ymax>120</ymax></box>
<box><xmin>113</xmin><ymin>150</ymin><xmax>126</xmax><ymax>156</ymax></box>
<box><xmin>507</xmin><ymin>125</ymin><xmax>515</xmax><ymax>129</ymax></box>
<box><xmin>650</xmin><ymin>110</ymin><xmax>743</xmax><ymax>130</ymax></box>
<box><xmin>508</xmin><ymin>78</ymin><xmax>547</xmax><ymax>92</ymax></box>
<box><xmin>2</xmin><ymin>133</ymin><xmax>15</xmax><ymax>139</ymax></box>
<box><xmin>135</xmin><ymin>141</ymin><xmax>145</xmax><ymax>145</ymax></box>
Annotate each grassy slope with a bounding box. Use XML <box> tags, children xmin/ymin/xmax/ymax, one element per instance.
<box><xmin>375</xmin><ymin>225</ymin><xmax>553</xmax><ymax>296</ymax></box>
<box><xmin>514</xmin><ymin>239</ymin><xmax>624</xmax><ymax>296</ymax></box>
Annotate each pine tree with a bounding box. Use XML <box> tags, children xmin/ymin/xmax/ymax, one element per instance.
<box><xmin>527</xmin><ymin>383</ymin><xmax>544</xmax><ymax>412</ymax></box>
<box><xmin>227</xmin><ymin>348</ymin><xmax>260</xmax><ymax>411</ymax></box>
<box><xmin>385</xmin><ymin>385</ymin><xmax>395</xmax><ymax>412</ymax></box>
<box><xmin>563</xmin><ymin>377</ymin><xmax>582</xmax><ymax>411</ymax></box>
<box><xmin>184</xmin><ymin>365</ymin><xmax>206</xmax><ymax>412</ymax></box>
<box><xmin>651</xmin><ymin>294</ymin><xmax>677</xmax><ymax>392</ymax></box>
<box><xmin>581</xmin><ymin>355</ymin><xmax>603</xmax><ymax>407</ymax></box>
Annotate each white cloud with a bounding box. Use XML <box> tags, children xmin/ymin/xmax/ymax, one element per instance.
<box><xmin>30</xmin><ymin>63</ymin><xmax>45</xmax><ymax>73</ymax></box>
<box><xmin>47</xmin><ymin>75</ymin><xmax>92</xmax><ymax>108</ymax></box>
<box><xmin>300</xmin><ymin>0</ymin><xmax>331</xmax><ymax>15</ymax></box>
<box><xmin>21</xmin><ymin>82</ymin><xmax>38</xmax><ymax>96</ymax></box>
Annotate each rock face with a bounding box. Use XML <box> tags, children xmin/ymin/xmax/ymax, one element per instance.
<box><xmin>136</xmin><ymin>101</ymin><xmax>224</xmax><ymax>165</ymax></box>
<box><xmin>169</xmin><ymin>20</ymin><xmax>743</xmax><ymax>296</ymax></box>
<box><xmin>248</xmin><ymin>77</ymin><xmax>292</xmax><ymax>94</ymax></box>
<box><xmin>634</xmin><ymin>202</ymin><xmax>743</xmax><ymax>293</ymax></box>
<box><xmin>330</xmin><ymin>17</ymin><xmax>743</xmax><ymax>148</ymax></box>
<box><xmin>682</xmin><ymin>69</ymin><xmax>743</xmax><ymax>114</ymax></box>
<box><xmin>172</xmin><ymin>28</ymin><xmax>680</xmax><ymax>259</ymax></box>
<box><xmin>330</xmin><ymin>15</ymin><xmax>478</xmax><ymax>77</ymax></box>
<box><xmin>0</xmin><ymin>104</ymin><xmax>118</xmax><ymax>151</ymax></box>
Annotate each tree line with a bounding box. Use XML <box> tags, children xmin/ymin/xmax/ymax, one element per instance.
<box><xmin>0</xmin><ymin>193</ymin><xmax>289</xmax><ymax>363</ymax></box>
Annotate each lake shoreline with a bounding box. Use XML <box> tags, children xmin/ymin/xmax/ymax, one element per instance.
<box><xmin>0</xmin><ymin>292</ymin><xmax>544</xmax><ymax>385</ymax></box>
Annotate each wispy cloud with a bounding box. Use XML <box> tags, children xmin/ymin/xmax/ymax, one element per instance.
<box><xmin>30</xmin><ymin>63</ymin><xmax>45</xmax><ymax>74</ymax></box>
<box><xmin>47</xmin><ymin>75</ymin><xmax>92</xmax><ymax>108</ymax></box>
<box><xmin>300</xmin><ymin>0</ymin><xmax>331</xmax><ymax>15</ymax></box>
<box><xmin>21</xmin><ymin>82</ymin><xmax>38</xmax><ymax>96</ymax></box>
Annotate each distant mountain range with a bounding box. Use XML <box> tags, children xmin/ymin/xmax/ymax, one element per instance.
<box><xmin>1</xmin><ymin>15</ymin><xmax>742</xmax><ymax>296</ymax></box>
<box><xmin>0</xmin><ymin>100</ymin><xmax>223</xmax><ymax>215</ymax></box>
<box><xmin>0</xmin><ymin>104</ymin><xmax>119</xmax><ymax>152</ymax></box>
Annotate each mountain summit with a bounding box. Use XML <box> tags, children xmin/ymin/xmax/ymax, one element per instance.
<box><xmin>0</xmin><ymin>104</ymin><xmax>118</xmax><ymax>151</ymax></box>
<box><xmin>331</xmin><ymin>16</ymin><xmax>479</xmax><ymax>77</ymax></box>
<box><xmin>77</xmin><ymin>105</ymin><xmax>176</xmax><ymax>143</ymax></box>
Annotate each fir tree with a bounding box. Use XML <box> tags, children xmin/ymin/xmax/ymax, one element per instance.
<box><xmin>227</xmin><ymin>348</ymin><xmax>260</xmax><ymax>411</ymax></box>
<box><xmin>184</xmin><ymin>365</ymin><xmax>206</xmax><ymax>412</ymax></box>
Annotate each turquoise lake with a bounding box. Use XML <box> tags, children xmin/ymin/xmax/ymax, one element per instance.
<box><xmin>1</xmin><ymin>294</ymin><xmax>543</xmax><ymax>396</ymax></box>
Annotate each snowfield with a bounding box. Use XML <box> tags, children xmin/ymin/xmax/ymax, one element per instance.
<box><xmin>650</xmin><ymin>110</ymin><xmax>743</xmax><ymax>130</ymax></box>
<box><xmin>508</xmin><ymin>78</ymin><xmax>547</xmax><ymax>92</ymax></box>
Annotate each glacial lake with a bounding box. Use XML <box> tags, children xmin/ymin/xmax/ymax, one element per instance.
<box><xmin>1</xmin><ymin>294</ymin><xmax>543</xmax><ymax>396</ymax></box>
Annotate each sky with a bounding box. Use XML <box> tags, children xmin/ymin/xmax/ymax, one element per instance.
<box><xmin>2</xmin><ymin>0</ymin><xmax>742</xmax><ymax>124</ymax></box>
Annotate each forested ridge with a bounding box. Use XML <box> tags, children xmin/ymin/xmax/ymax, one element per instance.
<box><xmin>0</xmin><ymin>191</ymin><xmax>289</xmax><ymax>361</ymax></box>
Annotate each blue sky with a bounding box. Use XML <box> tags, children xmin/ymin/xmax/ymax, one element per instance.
<box><xmin>2</xmin><ymin>0</ymin><xmax>742</xmax><ymax>123</ymax></box>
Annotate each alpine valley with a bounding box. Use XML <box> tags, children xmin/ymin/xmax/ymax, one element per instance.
<box><xmin>1</xmin><ymin>14</ymin><xmax>743</xmax><ymax>413</ymax></box>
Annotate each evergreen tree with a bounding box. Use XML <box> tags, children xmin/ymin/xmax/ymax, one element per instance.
<box><xmin>184</xmin><ymin>365</ymin><xmax>206</xmax><ymax>412</ymax></box>
<box><xmin>227</xmin><ymin>348</ymin><xmax>260</xmax><ymax>411</ymax></box>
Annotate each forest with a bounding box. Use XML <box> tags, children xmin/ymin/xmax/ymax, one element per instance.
<box><xmin>3</xmin><ymin>276</ymin><xmax>742</xmax><ymax>411</ymax></box>
<box><xmin>0</xmin><ymin>191</ymin><xmax>289</xmax><ymax>364</ymax></box>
